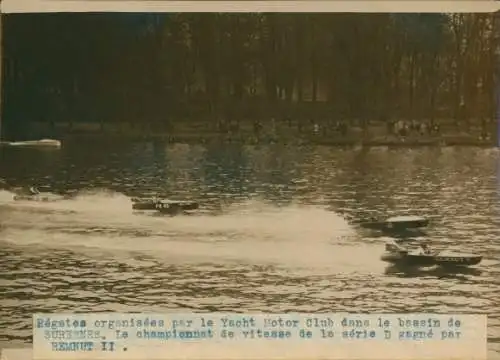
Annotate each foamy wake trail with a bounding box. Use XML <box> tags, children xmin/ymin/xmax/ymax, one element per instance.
<box><xmin>1</xmin><ymin>193</ymin><xmax>378</xmax><ymax>271</ymax></box>
<box><xmin>1</xmin><ymin>190</ymin><xmax>362</xmax><ymax>259</ymax></box>
<box><xmin>4</xmin><ymin>190</ymin><xmax>354</xmax><ymax>242</ymax></box>
<box><xmin>0</xmin><ymin>189</ymin><xmax>138</xmax><ymax>232</ymax></box>
<box><xmin>0</xmin><ymin>190</ymin><xmax>16</xmax><ymax>203</ymax></box>
<box><xmin>55</xmin><ymin>189</ymin><xmax>133</xmax><ymax>215</ymax></box>
<box><xmin>163</xmin><ymin>200</ymin><xmax>354</xmax><ymax>242</ymax></box>
<box><xmin>0</xmin><ymin>188</ymin><xmax>132</xmax><ymax>214</ymax></box>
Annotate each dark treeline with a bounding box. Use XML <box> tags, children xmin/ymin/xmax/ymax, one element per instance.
<box><xmin>2</xmin><ymin>13</ymin><xmax>498</xmax><ymax>140</ymax></box>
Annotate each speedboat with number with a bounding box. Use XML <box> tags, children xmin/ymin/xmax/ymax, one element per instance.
<box><xmin>381</xmin><ymin>240</ymin><xmax>482</xmax><ymax>267</ymax></box>
<box><xmin>359</xmin><ymin>215</ymin><xmax>429</xmax><ymax>233</ymax></box>
<box><xmin>131</xmin><ymin>197</ymin><xmax>199</xmax><ymax>215</ymax></box>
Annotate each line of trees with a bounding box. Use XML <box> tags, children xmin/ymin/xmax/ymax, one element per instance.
<box><xmin>2</xmin><ymin>13</ymin><xmax>498</xmax><ymax>139</ymax></box>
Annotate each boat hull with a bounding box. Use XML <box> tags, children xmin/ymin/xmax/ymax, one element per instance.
<box><xmin>132</xmin><ymin>201</ymin><xmax>157</xmax><ymax>210</ymax></box>
<box><xmin>361</xmin><ymin>219</ymin><xmax>429</xmax><ymax>231</ymax></box>
<box><xmin>381</xmin><ymin>252</ymin><xmax>482</xmax><ymax>267</ymax></box>
<box><xmin>131</xmin><ymin>198</ymin><xmax>199</xmax><ymax>213</ymax></box>
<box><xmin>433</xmin><ymin>255</ymin><xmax>483</xmax><ymax>267</ymax></box>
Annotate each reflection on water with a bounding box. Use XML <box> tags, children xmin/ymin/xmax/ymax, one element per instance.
<box><xmin>0</xmin><ymin>144</ymin><xmax>499</xmax><ymax>355</ymax></box>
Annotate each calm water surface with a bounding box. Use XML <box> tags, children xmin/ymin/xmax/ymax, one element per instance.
<box><xmin>0</xmin><ymin>143</ymin><xmax>499</xmax><ymax>355</ymax></box>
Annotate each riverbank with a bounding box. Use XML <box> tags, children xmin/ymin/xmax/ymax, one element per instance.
<box><xmin>58</xmin><ymin>132</ymin><xmax>496</xmax><ymax>148</ymax></box>
<box><xmin>3</xmin><ymin>120</ymin><xmax>497</xmax><ymax>148</ymax></box>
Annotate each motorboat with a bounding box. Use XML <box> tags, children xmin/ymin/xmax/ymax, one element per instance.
<box><xmin>5</xmin><ymin>139</ymin><xmax>61</xmax><ymax>148</ymax></box>
<box><xmin>12</xmin><ymin>186</ymin><xmax>68</xmax><ymax>202</ymax></box>
<box><xmin>381</xmin><ymin>241</ymin><xmax>482</xmax><ymax>267</ymax></box>
<box><xmin>131</xmin><ymin>197</ymin><xmax>199</xmax><ymax>214</ymax></box>
<box><xmin>360</xmin><ymin>215</ymin><xmax>429</xmax><ymax>232</ymax></box>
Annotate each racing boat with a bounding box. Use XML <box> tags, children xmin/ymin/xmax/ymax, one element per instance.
<box><xmin>131</xmin><ymin>197</ymin><xmax>199</xmax><ymax>214</ymax></box>
<box><xmin>381</xmin><ymin>241</ymin><xmax>482</xmax><ymax>267</ymax></box>
<box><xmin>5</xmin><ymin>139</ymin><xmax>61</xmax><ymax>148</ymax></box>
<box><xmin>359</xmin><ymin>215</ymin><xmax>429</xmax><ymax>232</ymax></box>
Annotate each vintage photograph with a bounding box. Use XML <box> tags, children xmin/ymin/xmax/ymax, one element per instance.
<box><xmin>0</xmin><ymin>9</ymin><xmax>499</xmax><ymax>357</ymax></box>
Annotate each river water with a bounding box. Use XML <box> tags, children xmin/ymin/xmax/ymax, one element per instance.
<box><xmin>0</xmin><ymin>143</ymin><xmax>499</xmax><ymax>356</ymax></box>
